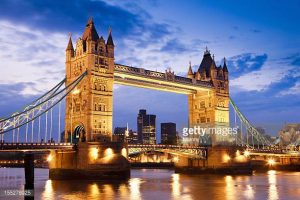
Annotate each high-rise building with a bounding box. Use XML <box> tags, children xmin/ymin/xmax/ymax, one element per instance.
<box><xmin>161</xmin><ymin>122</ymin><xmax>177</xmax><ymax>145</ymax></box>
<box><xmin>137</xmin><ymin>109</ymin><xmax>156</xmax><ymax>144</ymax></box>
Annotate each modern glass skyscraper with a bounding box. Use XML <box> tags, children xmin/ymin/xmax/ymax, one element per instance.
<box><xmin>161</xmin><ymin>122</ymin><xmax>176</xmax><ymax>145</ymax></box>
<box><xmin>137</xmin><ymin>109</ymin><xmax>156</xmax><ymax>144</ymax></box>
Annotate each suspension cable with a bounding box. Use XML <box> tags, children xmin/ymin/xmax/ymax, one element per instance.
<box><xmin>45</xmin><ymin>111</ymin><xmax>48</xmax><ymax>143</ymax></box>
<box><xmin>50</xmin><ymin>108</ymin><xmax>53</xmax><ymax>143</ymax></box>
<box><xmin>0</xmin><ymin>70</ymin><xmax>87</xmax><ymax>135</ymax></box>
<box><xmin>58</xmin><ymin>101</ymin><xmax>61</xmax><ymax>143</ymax></box>
<box><xmin>31</xmin><ymin>120</ymin><xmax>34</xmax><ymax>143</ymax></box>
<box><xmin>38</xmin><ymin>116</ymin><xmax>41</xmax><ymax>143</ymax></box>
<box><xmin>0</xmin><ymin>78</ymin><xmax>66</xmax><ymax>123</ymax></box>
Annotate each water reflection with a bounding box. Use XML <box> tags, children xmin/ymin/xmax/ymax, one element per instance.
<box><xmin>89</xmin><ymin>183</ymin><xmax>99</xmax><ymax>196</ymax></box>
<box><xmin>268</xmin><ymin>170</ymin><xmax>278</xmax><ymax>200</ymax></box>
<box><xmin>244</xmin><ymin>184</ymin><xmax>254</xmax><ymax>199</ymax></box>
<box><xmin>225</xmin><ymin>175</ymin><xmax>236</xmax><ymax>200</ymax></box>
<box><xmin>172</xmin><ymin>174</ymin><xmax>180</xmax><ymax>198</ymax></box>
<box><xmin>129</xmin><ymin>178</ymin><xmax>142</xmax><ymax>200</ymax></box>
<box><xmin>1</xmin><ymin>168</ymin><xmax>300</xmax><ymax>199</ymax></box>
<box><xmin>42</xmin><ymin>180</ymin><xmax>54</xmax><ymax>200</ymax></box>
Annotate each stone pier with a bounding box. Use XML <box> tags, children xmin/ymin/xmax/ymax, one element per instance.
<box><xmin>49</xmin><ymin>142</ymin><xmax>130</xmax><ymax>180</ymax></box>
<box><xmin>174</xmin><ymin>146</ymin><xmax>253</xmax><ymax>175</ymax></box>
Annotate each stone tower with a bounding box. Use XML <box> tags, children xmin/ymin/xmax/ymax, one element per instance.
<box><xmin>187</xmin><ymin>49</ymin><xmax>230</xmax><ymax>145</ymax></box>
<box><xmin>65</xmin><ymin>18</ymin><xmax>114</xmax><ymax>142</ymax></box>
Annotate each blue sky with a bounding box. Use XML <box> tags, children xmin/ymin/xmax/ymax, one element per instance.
<box><xmin>0</xmin><ymin>0</ymin><xmax>299</xmax><ymax>140</ymax></box>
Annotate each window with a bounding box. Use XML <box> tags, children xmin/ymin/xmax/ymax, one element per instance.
<box><xmin>75</xmin><ymin>104</ymin><xmax>80</xmax><ymax>112</ymax></box>
<box><xmin>200</xmin><ymin>101</ymin><xmax>205</xmax><ymax>108</ymax></box>
<box><xmin>200</xmin><ymin>117</ymin><xmax>206</xmax><ymax>123</ymax></box>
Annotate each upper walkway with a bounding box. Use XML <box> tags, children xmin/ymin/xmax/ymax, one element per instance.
<box><xmin>114</xmin><ymin>64</ymin><xmax>213</xmax><ymax>94</ymax></box>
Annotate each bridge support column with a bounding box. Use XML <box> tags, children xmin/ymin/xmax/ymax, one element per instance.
<box><xmin>49</xmin><ymin>142</ymin><xmax>130</xmax><ymax>180</ymax></box>
<box><xmin>175</xmin><ymin>147</ymin><xmax>252</xmax><ymax>175</ymax></box>
<box><xmin>24</xmin><ymin>153</ymin><xmax>34</xmax><ymax>200</ymax></box>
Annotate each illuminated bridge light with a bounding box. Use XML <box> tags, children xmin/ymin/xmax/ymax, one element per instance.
<box><xmin>90</xmin><ymin>147</ymin><xmax>99</xmax><ymax>160</ymax></box>
<box><xmin>244</xmin><ymin>150</ymin><xmax>250</xmax><ymax>157</ymax></box>
<box><xmin>47</xmin><ymin>154</ymin><xmax>53</xmax><ymax>162</ymax></box>
<box><xmin>267</xmin><ymin>158</ymin><xmax>276</xmax><ymax>166</ymax></box>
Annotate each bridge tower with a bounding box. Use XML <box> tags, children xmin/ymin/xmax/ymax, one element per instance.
<box><xmin>187</xmin><ymin>49</ymin><xmax>230</xmax><ymax>145</ymax></box>
<box><xmin>65</xmin><ymin>18</ymin><xmax>114</xmax><ymax>142</ymax></box>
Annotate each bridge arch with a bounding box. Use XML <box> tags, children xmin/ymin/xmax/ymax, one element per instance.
<box><xmin>73</xmin><ymin>124</ymin><xmax>86</xmax><ymax>143</ymax></box>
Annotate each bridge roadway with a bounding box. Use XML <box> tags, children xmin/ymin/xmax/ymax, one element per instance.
<box><xmin>0</xmin><ymin>143</ymin><xmax>299</xmax><ymax>159</ymax></box>
<box><xmin>0</xmin><ymin>143</ymin><xmax>74</xmax><ymax>152</ymax></box>
<box><xmin>128</xmin><ymin>144</ymin><xmax>208</xmax><ymax>159</ymax></box>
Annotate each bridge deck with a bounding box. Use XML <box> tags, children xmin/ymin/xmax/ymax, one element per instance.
<box><xmin>0</xmin><ymin>143</ymin><xmax>74</xmax><ymax>152</ymax></box>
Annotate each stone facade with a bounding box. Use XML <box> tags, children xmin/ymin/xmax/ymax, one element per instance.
<box><xmin>187</xmin><ymin>49</ymin><xmax>230</xmax><ymax>146</ymax></box>
<box><xmin>65</xmin><ymin>18</ymin><xmax>114</xmax><ymax>142</ymax></box>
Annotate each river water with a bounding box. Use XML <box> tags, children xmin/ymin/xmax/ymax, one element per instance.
<box><xmin>0</xmin><ymin>168</ymin><xmax>300</xmax><ymax>200</ymax></box>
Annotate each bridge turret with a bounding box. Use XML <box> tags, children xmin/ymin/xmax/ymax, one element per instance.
<box><xmin>209</xmin><ymin>56</ymin><xmax>217</xmax><ymax>80</ymax></box>
<box><xmin>106</xmin><ymin>27</ymin><xmax>114</xmax><ymax>59</ymax></box>
<box><xmin>187</xmin><ymin>61</ymin><xmax>194</xmax><ymax>79</ymax></box>
<box><xmin>65</xmin><ymin>35</ymin><xmax>74</xmax><ymax>79</ymax></box>
<box><xmin>82</xmin><ymin>17</ymin><xmax>99</xmax><ymax>54</ymax></box>
<box><xmin>65</xmin><ymin>18</ymin><xmax>114</xmax><ymax>143</ymax></box>
<box><xmin>223</xmin><ymin>57</ymin><xmax>228</xmax><ymax>81</ymax></box>
<box><xmin>66</xmin><ymin>35</ymin><xmax>74</xmax><ymax>60</ymax></box>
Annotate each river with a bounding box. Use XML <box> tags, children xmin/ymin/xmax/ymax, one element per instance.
<box><xmin>0</xmin><ymin>168</ymin><xmax>300</xmax><ymax>200</ymax></box>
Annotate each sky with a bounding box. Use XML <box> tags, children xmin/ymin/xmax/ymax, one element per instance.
<box><xmin>0</xmin><ymin>0</ymin><xmax>299</xmax><ymax>141</ymax></box>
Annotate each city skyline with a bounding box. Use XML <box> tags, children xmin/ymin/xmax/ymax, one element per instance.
<box><xmin>0</xmin><ymin>0</ymin><xmax>299</xmax><ymax>136</ymax></box>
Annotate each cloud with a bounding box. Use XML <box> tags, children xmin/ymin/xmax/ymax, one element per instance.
<box><xmin>160</xmin><ymin>39</ymin><xmax>189</xmax><ymax>53</ymax></box>
<box><xmin>227</xmin><ymin>53</ymin><xmax>268</xmax><ymax>78</ymax></box>
<box><xmin>279</xmin><ymin>81</ymin><xmax>300</xmax><ymax>95</ymax></box>
<box><xmin>229</xmin><ymin>52</ymin><xmax>300</xmax><ymax>93</ymax></box>
<box><xmin>231</xmin><ymin>61</ymin><xmax>292</xmax><ymax>92</ymax></box>
<box><xmin>0</xmin><ymin>20</ymin><xmax>66</xmax><ymax>95</ymax></box>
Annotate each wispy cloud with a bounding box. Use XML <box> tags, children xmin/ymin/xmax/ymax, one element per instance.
<box><xmin>279</xmin><ymin>81</ymin><xmax>300</xmax><ymax>95</ymax></box>
<box><xmin>0</xmin><ymin>20</ymin><xmax>66</xmax><ymax>96</ymax></box>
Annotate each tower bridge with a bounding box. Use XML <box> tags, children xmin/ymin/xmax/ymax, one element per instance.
<box><xmin>0</xmin><ymin>18</ymin><xmax>300</xmax><ymax>180</ymax></box>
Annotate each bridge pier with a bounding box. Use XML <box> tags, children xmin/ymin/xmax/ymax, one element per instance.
<box><xmin>49</xmin><ymin>142</ymin><xmax>130</xmax><ymax>180</ymax></box>
<box><xmin>24</xmin><ymin>153</ymin><xmax>34</xmax><ymax>200</ymax></box>
<box><xmin>174</xmin><ymin>146</ymin><xmax>253</xmax><ymax>175</ymax></box>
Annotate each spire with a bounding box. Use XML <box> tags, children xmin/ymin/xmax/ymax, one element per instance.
<box><xmin>66</xmin><ymin>34</ymin><xmax>74</xmax><ymax>51</ymax></box>
<box><xmin>204</xmin><ymin>46</ymin><xmax>210</xmax><ymax>55</ymax></box>
<box><xmin>125</xmin><ymin>123</ymin><xmax>129</xmax><ymax>137</ymax></box>
<box><xmin>223</xmin><ymin>57</ymin><xmax>228</xmax><ymax>72</ymax></box>
<box><xmin>82</xmin><ymin>17</ymin><xmax>99</xmax><ymax>41</ymax></box>
<box><xmin>188</xmin><ymin>61</ymin><xmax>193</xmax><ymax>75</ymax></box>
<box><xmin>107</xmin><ymin>27</ymin><xmax>114</xmax><ymax>46</ymax></box>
